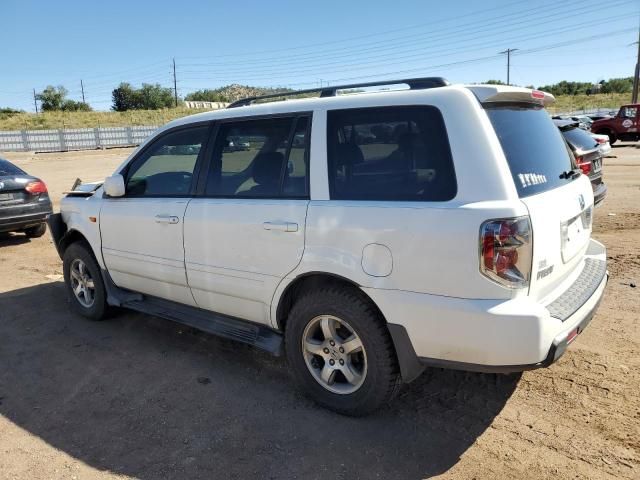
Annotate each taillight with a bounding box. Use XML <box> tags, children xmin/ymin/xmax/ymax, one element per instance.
<box><xmin>25</xmin><ymin>180</ymin><xmax>48</xmax><ymax>195</ymax></box>
<box><xmin>480</xmin><ymin>217</ymin><xmax>532</xmax><ymax>288</ymax></box>
<box><xmin>575</xmin><ymin>156</ymin><xmax>591</xmax><ymax>175</ymax></box>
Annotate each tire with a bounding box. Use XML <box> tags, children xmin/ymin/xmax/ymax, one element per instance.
<box><xmin>24</xmin><ymin>223</ymin><xmax>47</xmax><ymax>238</ymax></box>
<box><xmin>63</xmin><ymin>242</ymin><xmax>108</xmax><ymax>320</ymax></box>
<box><xmin>285</xmin><ymin>286</ymin><xmax>401</xmax><ymax>416</ymax></box>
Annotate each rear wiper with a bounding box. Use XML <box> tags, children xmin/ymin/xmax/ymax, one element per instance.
<box><xmin>559</xmin><ymin>168</ymin><xmax>581</xmax><ymax>179</ymax></box>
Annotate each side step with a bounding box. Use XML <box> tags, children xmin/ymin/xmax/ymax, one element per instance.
<box><xmin>123</xmin><ymin>296</ymin><xmax>284</xmax><ymax>356</ymax></box>
<box><xmin>100</xmin><ymin>269</ymin><xmax>283</xmax><ymax>356</ymax></box>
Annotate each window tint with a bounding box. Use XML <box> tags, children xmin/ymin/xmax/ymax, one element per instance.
<box><xmin>126</xmin><ymin>126</ymin><xmax>207</xmax><ymax>196</ymax></box>
<box><xmin>621</xmin><ymin>106</ymin><xmax>637</xmax><ymax>118</ymax></box>
<box><xmin>562</xmin><ymin>126</ymin><xmax>598</xmax><ymax>151</ymax></box>
<box><xmin>486</xmin><ymin>105</ymin><xmax>575</xmax><ymax>198</ymax></box>
<box><xmin>205</xmin><ymin>116</ymin><xmax>309</xmax><ymax>198</ymax></box>
<box><xmin>327</xmin><ymin>106</ymin><xmax>456</xmax><ymax>201</ymax></box>
<box><xmin>0</xmin><ymin>159</ymin><xmax>25</xmax><ymax>176</ymax></box>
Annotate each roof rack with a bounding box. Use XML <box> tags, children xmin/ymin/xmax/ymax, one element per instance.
<box><xmin>226</xmin><ymin>77</ymin><xmax>450</xmax><ymax>108</ymax></box>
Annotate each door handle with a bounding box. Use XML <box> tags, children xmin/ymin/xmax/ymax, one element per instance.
<box><xmin>263</xmin><ymin>221</ymin><xmax>298</xmax><ymax>232</ymax></box>
<box><xmin>155</xmin><ymin>215</ymin><xmax>180</xmax><ymax>224</ymax></box>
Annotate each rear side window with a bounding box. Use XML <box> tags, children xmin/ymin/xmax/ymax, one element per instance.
<box><xmin>205</xmin><ymin>115</ymin><xmax>309</xmax><ymax>198</ymax></box>
<box><xmin>486</xmin><ymin>105</ymin><xmax>575</xmax><ymax>198</ymax></box>
<box><xmin>327</xmin><ymin>106</ymin><xmax>456</xmax><ymax>201</ymax></box>
<box><xmin>562</xmin><ymin>127</ymin><xmax>598</xmax><ymax>151</ymax></box>
<box><xmin>0</xmin><ymin>159</ymin><xmax>25</xmax><ymax>176</ymax></box>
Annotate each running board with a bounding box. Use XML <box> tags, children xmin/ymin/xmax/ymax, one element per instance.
<box><xmin>122</xmin><ymin>296</ymin><xmax>284</xmax><ymax>356</ymax></box>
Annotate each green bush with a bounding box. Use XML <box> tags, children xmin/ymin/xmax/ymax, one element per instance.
<box><xmin>112</xmin><ymin>82</ymin><xmax>176</xmax><ymax>111</ymax></box>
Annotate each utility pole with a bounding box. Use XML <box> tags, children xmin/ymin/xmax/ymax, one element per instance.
<box><xmin>33</xmin><ymin>88</ymin><xmax>38</xmax><ymax>113</ymax></box>
<box><xmin>80</xmin><ymin>79</ymin><xmax>86</xmax><ymax>103</ymax></box>
<box><xmin>631</xmin><ymin>19</ymin><xmax>640</xmax><ymax>103</ymax></box>
<box><xmin>172</xmin><ymin>58</ymin><xmax>178</xmax><ymax>108</ymax></box>
<box><xmin>499</xmin><ymin>48</ymin><xmax>518</xmax><ymax>85</ymax></box>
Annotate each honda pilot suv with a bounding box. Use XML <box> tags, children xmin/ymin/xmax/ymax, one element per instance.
<box><xmin>48</xmin><ymin>78</ymin><xmax>608</xmax><ymax>415</ymax></box>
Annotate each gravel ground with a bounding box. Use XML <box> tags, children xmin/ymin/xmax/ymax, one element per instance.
<box><xmin>0</xmin><ymin>145</ymin><xmax>638</xmax><ymax>480</ymax></box>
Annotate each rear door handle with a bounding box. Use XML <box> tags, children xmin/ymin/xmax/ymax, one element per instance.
<box><xmin>263</xmin><ymin>221</ymin><xmax>298</xmax><ymax>232</ymax></box>
<box><xmin>155</xmin><ymin>215</ymin><xmax>180</xmax><ymax>224</ymax></box>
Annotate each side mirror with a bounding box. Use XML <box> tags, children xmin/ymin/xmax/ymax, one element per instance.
<box><xmin>104</xmin><ymin>174</ymin><xmax>125</xmax><ymax>197</ymax></box>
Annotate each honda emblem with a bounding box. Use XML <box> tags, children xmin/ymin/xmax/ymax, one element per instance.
<box><xmin>578</xmin><ymin>194</ymin><xmax>585</xmax><ymax>210</ymax></box>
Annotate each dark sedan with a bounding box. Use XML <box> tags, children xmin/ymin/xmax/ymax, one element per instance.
<box><xmin>554</xmin><ymin>120</ymin><xmax>607</xmax><ymax>206</ymax></box>
<box><xmin>0</xmin><ymin>157</ymin><xmax>52</xmax><ymax>237</ymax></box>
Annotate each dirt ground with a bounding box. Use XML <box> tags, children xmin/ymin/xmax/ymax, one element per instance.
<box><xmin>0</xmin><ymin>145</ymin><xmax>638</xmax><ymax>480</ymax></box>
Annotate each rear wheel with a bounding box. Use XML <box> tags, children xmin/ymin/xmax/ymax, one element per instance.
<box><xmin>24</xmin><ymin>223</ymin><xmax>46</xmax><ymax>238</ymax></box>
<box><xmin>63</xmin><ymin>242</ymin><xmax>108</xmax><ymax>320</ymax></box>
<box><xmin>285</xmin><ymin>286</ymin><xmax>401</xmax><ymax>416</ymax></box>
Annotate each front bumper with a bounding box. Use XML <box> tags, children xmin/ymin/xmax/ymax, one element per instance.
<box><xmin>0</xmin><ymin>202</ymin><xmax>52</xmax><ymax>233</ymax></box>
<box><xmin>365</xmin><ymin>239</ymin><xmax>608</xmax><ymax>379</ymax></box>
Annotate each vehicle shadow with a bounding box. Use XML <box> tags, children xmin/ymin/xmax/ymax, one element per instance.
<box><xmin>0</xmin><ymin>282</ymin><xmax>519</xmax><ymax>480</ymax></box>
<box><xmin>0</xmin><ymin>232</ymin><xmax>30</xmax><ymax>247</ymax></box>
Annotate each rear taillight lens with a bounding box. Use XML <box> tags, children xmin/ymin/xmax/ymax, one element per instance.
<box><xmin>575</xmin><ymin>156</ymin><xmax>591</xmax><ymax>175</ymax></box>
<box><xmin>480</xmin><ymin>217</ymin><xmax>532</xmax><ymax>288</ymax></box>
<box><xmin>595</xmin><ymin>137</ymin><xmax>607</xmax><ymax>145</ymax></box>
<box><xmin>25</xmin><ymin>180</ymin><xmax>48</xmax><ymax>195</ymax></box>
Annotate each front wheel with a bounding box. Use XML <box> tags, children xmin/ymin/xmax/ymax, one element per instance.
<box><xmin>63</xmin><ymin>242</ymin><xmax>109</xmax><ymax>320</ymax></box>
<box><xmin>285</xmin><ymin>287</ymin><xmax>401</xmax><ymax>416</ymax></box>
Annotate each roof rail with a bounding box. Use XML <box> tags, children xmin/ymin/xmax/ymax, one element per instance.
<box><xmin>226</xmin><ymin>77</ymin><xmax>450</xmax><ymax>108</ymax></box>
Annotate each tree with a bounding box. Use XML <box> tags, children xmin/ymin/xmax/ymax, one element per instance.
<box><xmin>600</xmin><ymin>77</ymin><xmax>633</xmax><ymax>94</ymax></box>
<box><xmin>484</xmin><ymin>79</ymin><xmax>506</xmax><ymax>85</ymax></box>
<box><xmin>112</xmin><ymin>83</ymin><xmax>140</xmax><ymax>111</ymax></box>
<box><xmin>36</xmin><ymin>85</ymin><xmax>92</xmax><ymax>111</ymax></box>
<box><xmin>112</xmin><ymin>82</ymin><xmax>175</xmax><ymax>110</ymax></box>
<box><xmin>36</xmin><ymin>85</ymin><xmax>67</xmax><ymax>111</ymax></box>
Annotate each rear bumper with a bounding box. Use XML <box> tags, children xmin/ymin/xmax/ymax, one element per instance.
<box><xmin>365</xmin><ymin>239</ymin><xmax>607</xmax><ymax>380</ymax></box>
<box><xmin>0</xmin><ymin>203</ymin><xmax>52</xmax><ymax>232</ymax></box>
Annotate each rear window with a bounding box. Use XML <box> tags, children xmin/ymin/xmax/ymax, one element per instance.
<box><xmin>327</xmin><ymin>106</ymin><xmax>456</xmax><ymax>201</ymax></box>
<box><xmin>486</xmin><ymin>105</ymin><xmax>575</xmax><ymax>198</ymax></box>
<box><xmin>0</xmin><ymin>159</ymin><xmax>25</xmax><ymax>176</ymax></box>
<box><xmin>562</xmin><ymin>126</ymin><xmax>598</xmax><ymax>151</ymax></box>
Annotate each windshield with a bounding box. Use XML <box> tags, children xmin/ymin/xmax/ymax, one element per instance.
<box><xmin>486</xmin><ymin>105</ymin><xmax>575</xmax><ymax>198</ymax></box>
<box><xmin>562</xmin><ymin>126</ymin><xmax>598</xmax><ymax>151</ymax></box>
<box><xmin>0</xmin><ymin>158</ymin><xmax>25</xmax><ymax>176</ymax></box>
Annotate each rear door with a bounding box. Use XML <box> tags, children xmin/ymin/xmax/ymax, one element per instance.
<box><xmin>183</xmin><ymin>114</ymin><xmax>310</xmax><ymax>324</ymax></box>
<box><xmin>486</xmin><ymin>105</ymin><xmax>595</xmax><ymax>302</ymax></box>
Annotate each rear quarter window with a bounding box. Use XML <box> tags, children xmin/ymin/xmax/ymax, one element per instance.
<box><xmin>486</xmin><ymin>105</ymin><xmax>576</xmax><ymax>198</ymax></box>
<box><xmin>326</xmin><ymin>106</ymin><xmax>456</xmax><ymax>201</ymax></box>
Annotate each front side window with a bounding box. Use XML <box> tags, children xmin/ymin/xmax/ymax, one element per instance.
<box><xmin>326</xmin><ymin>106</ymin><xmax>456</xmax><ymax>201</ymax></box>
<box><xmin>125</xmin><ymin>126</ymin><xmax>208</xmax><ymax>196</ymax></box>
<box><xmin>205</xmin><ymin>115</ymin><xmax>309</xmax><ymax>198</ymax></box>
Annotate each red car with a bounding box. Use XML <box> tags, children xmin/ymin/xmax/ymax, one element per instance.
<box><xmin>591</xmin><ymin>104</ymin><xmax>639</xmax><ymax>144</ymax></box>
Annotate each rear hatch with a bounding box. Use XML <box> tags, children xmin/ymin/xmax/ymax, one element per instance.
<box><xmin>559</xmin><ymin>123</ymin><xmax>604</xmax><ymax>186</ymax></box>
<box><xmin>485</xmin><ymin>103</ymin><xmax>595</xmax><ymax>302</ymax></box>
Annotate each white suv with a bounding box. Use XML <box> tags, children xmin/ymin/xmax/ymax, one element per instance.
<box><xmin>49</xmin><ymin>78</ymin><xmax>608</xmax><ymax>415</ymax></box>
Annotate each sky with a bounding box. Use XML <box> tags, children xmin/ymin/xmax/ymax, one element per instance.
<box><xmin>1</xmin><ymin>0</ymin><xmax>638</xmax><ymax>111</ymax></box>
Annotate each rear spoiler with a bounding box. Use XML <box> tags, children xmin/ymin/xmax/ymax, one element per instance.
<box><xmin>465</xmin><ymin>85</ymin><xmax>555</xmax><ymax>107</ymax></box>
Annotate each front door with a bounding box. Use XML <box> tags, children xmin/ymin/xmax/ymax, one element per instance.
<box><xmin>100</xmin><ymin>125</ymin><xmax>209</xmax><ymax>306</ymax></box>
<box><xmin>184</xmin><ymin>115</ymin><xmax>310</xmax><ymax>324</ymax></box>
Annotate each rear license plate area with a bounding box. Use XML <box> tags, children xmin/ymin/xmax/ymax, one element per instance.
<box><xmin>592</xmin><ymin>158</ymin><xmax>602</xmax><ymax>173</ymax></box>
<box><xmin>0</xmin><ymin>193</ymin><xmax>15</xmax><ymax>202</ymax></box>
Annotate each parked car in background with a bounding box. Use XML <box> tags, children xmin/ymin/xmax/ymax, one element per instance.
<box><xmin>554</xmin><ymin>120</ymin><xmax>607</xmax><ymax>206</ymax></box>
<box><xmin>591</xmin><ymin>132</ymin><xmax>612</xmax><ymax>156</ymax></box>
<box><xmin>591</xmin><ymin>104</ymin><xmax>640</xmax><ymax>144</ymax></box>
<box><xmin>0</xmin><ymin>157</ymin><xmax>52</xmax><ymax>237</ymax></box>
<box><xmin>552</xmin><ymin>115</ymin><xmax>593</xmax><ymax>130</ymax></box>
<box><xmin>49</xmin><ymin>80</ymin><xmax>607</xmax><ymax>415</ymax></box>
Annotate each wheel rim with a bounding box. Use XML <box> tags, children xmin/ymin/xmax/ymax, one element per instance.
<box><xmin>301</xmin><ymin>315</ymin><xmax>367</xmax><ymax>395</ymax></box>
<box><xmin>69</xmin><ymin>258</ymin><xmax>95</xmax><ymax>308</ymax></box>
